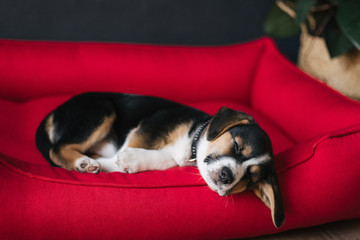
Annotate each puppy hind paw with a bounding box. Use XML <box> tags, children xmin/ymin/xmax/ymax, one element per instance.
<box><xmin>76</xmin><ymin>157</ymin><xmax>101</xmax><ymax>173</ymax></box>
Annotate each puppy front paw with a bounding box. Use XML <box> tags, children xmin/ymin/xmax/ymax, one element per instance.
<box><xmin>116</xmin><ymin>148</ymin><xmax>144</xmax><ymax>174</ymax></box>
<box><xmin>76</xmin><ymin>157</ymin><xmax>101</xmax><ymax>173</ymax></box>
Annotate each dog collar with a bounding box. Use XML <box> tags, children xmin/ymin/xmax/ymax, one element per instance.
<box><xmin>189</xmin><ymin>119</ymin><xmax>211</xmax><ymax>162</ymax></box>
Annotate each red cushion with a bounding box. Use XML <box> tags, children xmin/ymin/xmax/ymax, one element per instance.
<box><xmin>0</xmin><ymin>38</ymin><xmax>360</xmax><ymax>239</ymax></box>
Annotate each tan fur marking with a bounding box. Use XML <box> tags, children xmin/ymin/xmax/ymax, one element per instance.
<box><xmin>231</xmin><ymin>180</ymin><xmax>249</xmax><ymax>194</ymax></box>
<box><xmin>261</xmin><ymin>183</ymin><xmax>277</xmax><ymax>227</ymax></box>
<box><xmin>231</xmin><ymin>166</ymin><xmax>261</xmax><ymax>194</ymax></box>
<box><xmin>242</xmin><ymin>144</ymin><xmax>253</xmax><ymax>157</ymax></box>
<box><xmin>164</xmin><ymin>123</ymin><xmax>192</xmax><ymax>148</ymax></box>
<box><xmin>253</xmin><ymin>182</ymin><xmax>284</xmax><ymax>228</ymax></box>
<box><xmin>45</xmin><ymin>114</ymin><xmax>55</xmax><ymax>144</ymax></box>
<box><xmin>50</xmin><ymin>114</ymin><xmax>116</xmax><ymax>170</ymax></box>
<box><xmin>127</xmin><ymin>125</ymin><xmax>148</xmax><ymax>149</ymax></box>
<box><xmin>206</xmin><ymin>132</ymin><xmax>233</xmax><ymax>156</ymax></box>
<box><xmin>128</xmin><ymin>122</ymin><xmax>192</xmax><ymax>150</ymax></box>
<box><xmin>87</xmin><ymin>153</ymin><xmax>102</xmax><ymax>159</ymax></box>
<box><xmin>253</xmin><ymin>183</ymin><xmax>274</xmax><ymax>211</ymax></box>
<box><xmin>249</xmin><ymin>165</ymin><xmax>260</xmax><ymax>182</ymax></box>
<box><xmin>263</xmin><ymin>183</ymin><xmax>275</xmax><ymax>211</ymax></box>
<box><xmin>79</xmin><ymin>113</ymin><xmax>116</xmax><ymax>150</ymax></box>
<box><xmin>233</xmin><ymin>136</ymin><xmax>244</xmax><ymax>146</ymax></box>
<box><xmin>50</xmin><ymin>145</ymin><xmax>84</xmax><ymax>169</ymax></box>
<box><xmin>253</xmin><ymin>186</ymin><xmax>269</xmax><ymax>209</ymax></box>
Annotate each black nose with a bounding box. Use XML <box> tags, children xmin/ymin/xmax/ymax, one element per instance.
<box><xmin>219</xmin><ymin>167</ymin><xmax>234</xmax><ymax>184</ymax></box>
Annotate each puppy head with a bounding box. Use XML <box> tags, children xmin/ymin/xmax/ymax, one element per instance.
<box><xmin>197</xmin><ymin>107</ymin><xmax>285</xmax><ymax>228</ymax></box>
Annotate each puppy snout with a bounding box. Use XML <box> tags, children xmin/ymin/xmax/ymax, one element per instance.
<box><xmin>218</xmin><ymin>167</ymin><xmax>234</xmax><ymax>184</ymax></box>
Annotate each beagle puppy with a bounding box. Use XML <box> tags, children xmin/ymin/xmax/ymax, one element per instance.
<box><xmin>36</xmin><ymin>92</ymin><xmax>285</xmax><ymax>228</ymax></box>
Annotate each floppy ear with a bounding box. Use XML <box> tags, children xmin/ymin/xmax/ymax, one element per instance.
<box><xmin>207</xmin><ymin>107</ymin><xmax>254</xmax><ymax>141</ymax></box>
<box><xmin>252</xmin><ymin>175</ymin><xmax>285</xmax><ymax>228</ymax></box>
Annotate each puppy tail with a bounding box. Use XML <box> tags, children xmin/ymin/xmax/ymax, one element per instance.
<box><xmin>35</xmin><ymin>115</ymin><xmax>58</xmax><ymax>167</ymax></box>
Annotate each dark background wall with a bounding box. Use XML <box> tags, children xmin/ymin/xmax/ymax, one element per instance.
<box><xmin>0</xmin><ymin>0</ymin><xmax>299</xmax><ymax>61</ymax></box>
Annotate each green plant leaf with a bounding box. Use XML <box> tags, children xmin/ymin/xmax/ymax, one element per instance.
<box><xmin>336</xmin><ymin>0</ymin><xmax>360</xmax><ymax>50</ymax></box>
<box><xmin>295</xmin><ymin>0</ymin><xmax>317</xmax><ymax>24</ymax></box>
<box><xmin>264</xmin><ymin>4</ymin><xmax>301</xmax><ymax>38</ymax></box>
<box><xmin>324</xmin><ymin>18</ymin><xmax>354</xmax><ymax>57</ymax></box>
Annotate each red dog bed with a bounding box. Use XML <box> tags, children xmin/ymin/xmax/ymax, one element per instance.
<box><xmin>0</xmin><ymin>38</ymin><xmax>359</xmax><ymax>239</ymax></box>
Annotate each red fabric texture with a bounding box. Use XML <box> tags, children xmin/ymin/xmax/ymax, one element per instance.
<box><xmin>0</xmin><ymin>38</ymin><xmax>359</xmax><ymax>239</ymax></box>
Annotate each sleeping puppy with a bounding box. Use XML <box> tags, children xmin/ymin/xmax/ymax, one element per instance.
<box><xmin>36</xmin><ymin>92</ymin><xmax>285</xmax><ymax>228</ymax></box>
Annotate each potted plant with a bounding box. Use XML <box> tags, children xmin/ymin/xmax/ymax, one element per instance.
<box><xmin>264</xmin><ymin>0</ymin><xmax>360</xmax><ymax>100</ymax></box>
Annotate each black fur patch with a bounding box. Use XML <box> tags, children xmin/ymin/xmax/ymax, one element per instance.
<box><xmin>36</xmin><ymin>92</ymin><xmax>210</xmax><ymax>167</ymax></box>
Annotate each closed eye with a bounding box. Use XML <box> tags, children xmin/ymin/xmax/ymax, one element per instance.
<box><xmin>204</xmin><ymin>155</ymin><xmax>218</xmax><ymax>164</ymax></box>
<box><xmin>233</xmin><ymin>140</ymin><xmax>243</xmax><ymax>155</ymax></box>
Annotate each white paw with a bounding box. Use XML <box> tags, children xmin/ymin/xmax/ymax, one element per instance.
<box><xmin>116</xmin><ymin>148</ymin><xmax>146</xmax><ymax>173</ymax></box>
<box><xmin>76</xmin><ymin>157</ymin><xmax>101</xmax><ymax>173</ymax></box>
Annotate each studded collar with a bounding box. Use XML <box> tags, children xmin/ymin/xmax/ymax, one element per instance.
<box><xmin>188</xmin><ymin>119</ymin><xmax>211</xmax><ymax>162</ymax></box>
